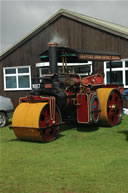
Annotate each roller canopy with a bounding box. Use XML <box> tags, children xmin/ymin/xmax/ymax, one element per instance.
<box><xmin>40</xmin><ymin>46</ymin><xmax>121</xmax><ymax>63</ymax></box>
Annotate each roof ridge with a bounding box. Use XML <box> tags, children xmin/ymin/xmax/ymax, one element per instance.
<box><xmin>74</xmin><ymin>9</ymin><xmax>128</xmax><ymax>28</ymax></box>
<box><xmin>64</xmin><ymin>9</ymin><xmax>128</xmax><ymax>28</ymax></box>
<box><xmin>59</xmin><ymin>9</ymin><xmax>128</xmax><ymax>34</ymax></box>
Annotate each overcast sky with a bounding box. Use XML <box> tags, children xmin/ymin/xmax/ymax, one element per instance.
<box><xmin>0</xmin><ymin>0</ymin><xmax>128</xmax><ymax>55</ymax></box>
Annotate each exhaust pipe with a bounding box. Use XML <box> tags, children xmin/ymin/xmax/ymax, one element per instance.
<box><xmin>48</xmin><ymin>42</ymin><xmax>58</xmax><ymax>74</ymax></box>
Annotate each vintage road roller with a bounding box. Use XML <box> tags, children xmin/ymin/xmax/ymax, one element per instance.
<box><xmin>11</xmin><ymin>43</ymin><xmax>123</xmax><ymax>142</ymax></box>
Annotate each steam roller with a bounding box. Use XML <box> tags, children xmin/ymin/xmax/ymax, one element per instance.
<box><xmin>11</xmin><ymin>42</ymin><xmax>123</xmax><ymax>142</ymax></box>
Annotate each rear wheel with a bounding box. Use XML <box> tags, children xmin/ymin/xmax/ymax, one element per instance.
<box><xmin>39</xmin><ymin>105</ymin><xmax>62</xmax><ymax>142</ymax></box>
<box><xmin>107</xmin><ymin>90</ymin><xmax>122</xmax><ymax>126</ymax></box>
<box><xmin>97</xmin><ymin>88</ymin><xmax>122</xmax><ymax>126</ymax></box>
<box><xmin>0</xmin><ymin>112</ymin><xmax>7</xmax><ymax>128</ymax></box>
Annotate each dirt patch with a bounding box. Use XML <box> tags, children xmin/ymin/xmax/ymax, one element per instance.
<box><xmin>72</xmin><ymin>134</ymin><xmax>87</xmax><ymax>138</ymax></box>
<box><xmin>60</xmin><ymin>187</ymin><xmax>75</xmax><ymax>193</ymax></box>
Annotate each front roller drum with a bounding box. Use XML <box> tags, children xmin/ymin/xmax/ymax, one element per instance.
<box><xmin>97</xmin><ymin>88</ymin><xmax>123</xmax><ymax>126</ymax></box>
<box><xmin>12</xmin><ymin>102</ymin><xmax>61</xmax><ymax>142</ymax></box>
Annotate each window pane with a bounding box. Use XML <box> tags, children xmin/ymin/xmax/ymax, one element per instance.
<box><xmin>58</xmin><ymin>67</ymin><xmax>64</xmax><ymax>74</ymax></box>
<box><xmin>80</xmin><ymin>66</ymin><xmax>90</xmax><ymax>73</ymax></box>
<box><xmin>6</xmin><ymin>76</ymin><xmax>16</xmax><ymax>88</ymax></box>
<box><xmin>74</xmin><ymin>67</ymin><xmax>80</xmax><ymax>73</ymax></box>
<box><xmin>18</xmin><ymin>75</ymin><xmax>30</xmax><ymax>88</ymax></box>
<box><xmin>41</xmin><ymin>68</ymin><xmax>49</xmax><ymax>75</ymax></box>
<box><xmin>107</xmin><ymin>71</ymin><xmax>123</xmax><ymax>84</ymax></box>
<box><xmin>107</xmin><ymin>72</ymin><xmax>111</xmax><ymax>83</ymax></box>
<box><xmin>5</xmin><ymin>68</ymin><xmax>16</xmax><ymax>74</ymax></box>
<box><xmin>18</xmin><ymin>67</ymin><xmax>29</xmax><ymax>73</ymax></box>
<box><xmin>66</xmin><ymin>67</ymin><xmax>72</xmax><ymax>73</ymax></box>
<box><xmin>107</xmin><ymin>61</ymin><xmax>122</xmax><ymax>68</ymax></box>
<box><xmin>125</xmin><ymin>61</ymin><xmax>128</xmax><ymax>67</ymax></box>
<box><xmin>74</xmin><ymin>66</ymin><xmax>90</xmax><ymax>73</ymax></box>
<box><xmin>126</xmin><ymin>71</ymin><xmax>128</xmax><ymax>85</ymax></box>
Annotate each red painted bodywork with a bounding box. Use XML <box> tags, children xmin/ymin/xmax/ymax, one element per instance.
<box><xmin>77</xmin><ymin>93</ymin><xmax>89</xmax><ymax>123</ymax></box>
<box><xmin>82</xmin><ymin>74</ymin><xmax>104</xmax><ymax>86</ymax></box>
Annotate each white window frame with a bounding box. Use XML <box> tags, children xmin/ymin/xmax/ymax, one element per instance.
<box><xmin>3</xmin><ymin>66</ymin><xmax>32</xmax><ymax>91</ymax></box>
<box><xmin>104</xmin><ymin>59</ymin><xmax>128</xmax><ymax>88</ymax></box>
<box><xmin>36</xmin><ymin>62</ymin><xmax>92</xmax><ymax>77</ymax></box>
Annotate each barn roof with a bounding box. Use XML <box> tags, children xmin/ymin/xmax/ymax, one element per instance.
<box><xmin>1</xmin><ymin>9</ymin><xmax>128</xmax><ymax>60</ymax></box>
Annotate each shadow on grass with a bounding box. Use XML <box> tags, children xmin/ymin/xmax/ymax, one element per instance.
<box><xmin>118</xmin><ymin>130</ymin><xmax>128</xmax><ymax>141</ymax></box>
<box><xmin>8</xmin><ymin>123</ymin><xmax>99</xmax><ymax>144</ymax></box>
<box><xmin>60</xmin><ymin>123</ymin><xmax>74</xmax><ymax>132</ymax></box>
<box><xmin>75</xmin><ymin>123</ymin><xmax>99</xmax><ymax>132</ymax></box>
<box><xmin>7</xmin><ymin>133</ymin><xmax>65</xmax><ymax>144</ymax></box>
<box><xmin>61</xmin><ymin>122</ymin><xmax>99</xmax><ymax>132</ymax></box>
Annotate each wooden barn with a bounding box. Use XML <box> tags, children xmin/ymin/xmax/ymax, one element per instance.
<box><xmin>0</xmin><ymin>9</ymin><xmax>128</xmax><ymax>107</ymax></box>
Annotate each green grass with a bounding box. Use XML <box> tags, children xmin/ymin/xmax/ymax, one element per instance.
<box><xmin>0</xmin><ymin>115</ymin><xmax>128</xmax><ymax>193</ymax></box>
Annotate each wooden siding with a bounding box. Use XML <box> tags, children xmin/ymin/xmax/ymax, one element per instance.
<box><xmin>0</xmin><ymin>15</ymin><xmax>128</xmax><ymax>107</ymax></box>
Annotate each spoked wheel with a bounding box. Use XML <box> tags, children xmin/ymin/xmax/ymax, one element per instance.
<box><xmin>97</xmin><ymin>88</ymin><xmax>123</xmax><ymax>126</ymax></box>
<box><xmin>39</xmin><ymin>105</ymin><xmax>61</xmax><ymax>142</ymax></box>
<box><xmin>107</xmin><ymin>90</ymin><xmax>122</xmax><ymax>126</ymax></box>
<box><xmin>90</xmin><ymin>95</ymin><xmax>100</xmax><ymax>124</ymax></box>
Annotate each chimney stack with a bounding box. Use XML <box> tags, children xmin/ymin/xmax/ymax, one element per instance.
<box><xmin>48</xmin><ymin>42</ymin><xmax>58</xmax><ymax>74</ymax></box>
